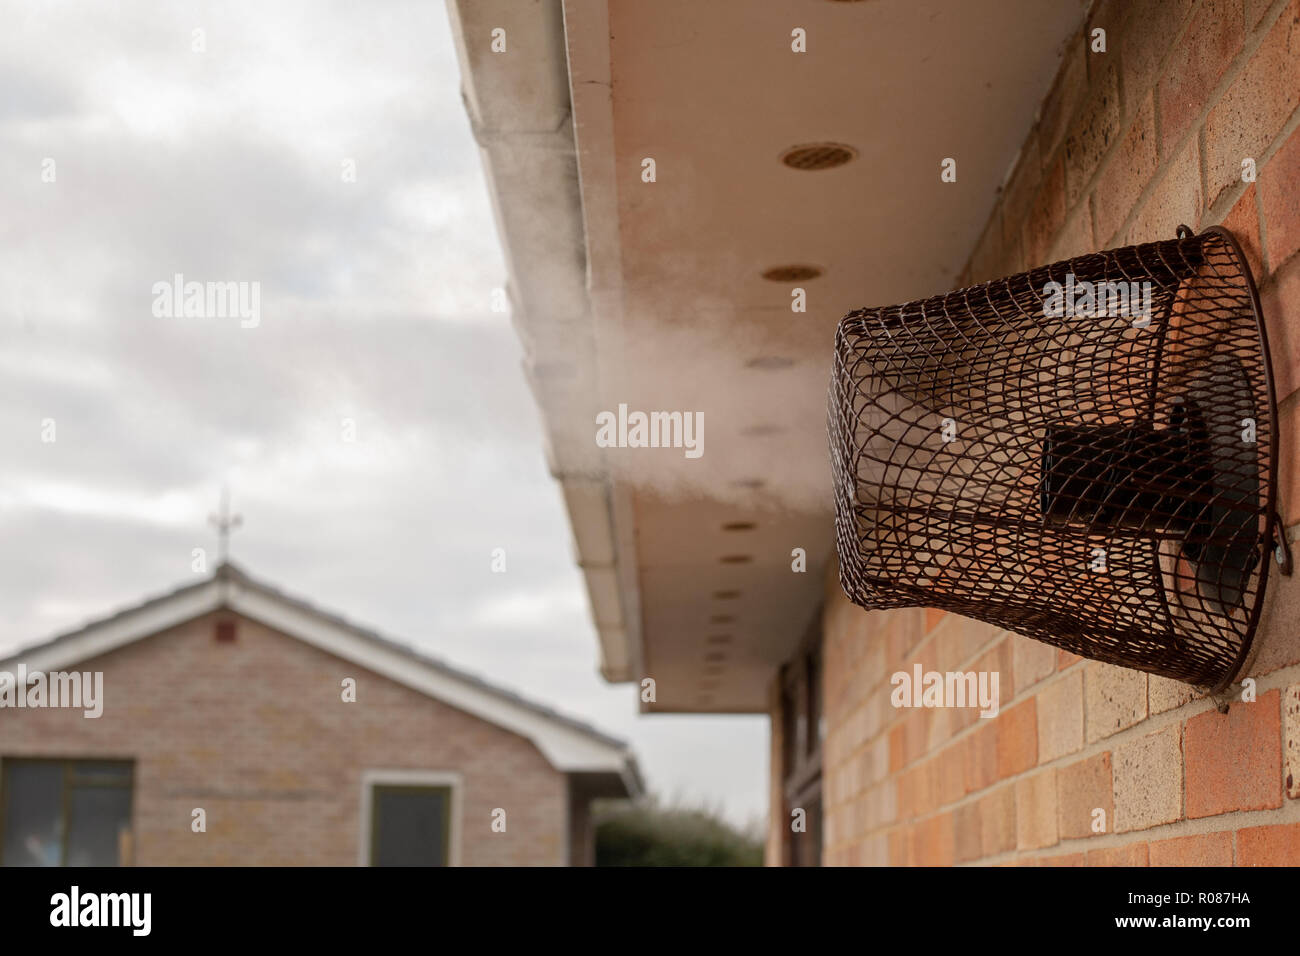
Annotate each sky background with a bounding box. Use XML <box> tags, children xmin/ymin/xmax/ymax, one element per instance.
<box><xmin>0</xmin><ymin>0</ymin><xmax>767</xmax><ymax>830</ymax></box>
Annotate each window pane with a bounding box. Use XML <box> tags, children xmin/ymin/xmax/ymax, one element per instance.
<box><xmin>371</xmin><ymin>787</ymin><xmax>448</xmax><ymax>866</ymax></box>
<box><xmin>2</xmin><ymin>762</ymin><xmax>64</xmax><ymax>867</ymax></box>
<box><xmin>66</xmin><ymin>786</ymin><xmax>132</xmax><ymax>867</ymax></box>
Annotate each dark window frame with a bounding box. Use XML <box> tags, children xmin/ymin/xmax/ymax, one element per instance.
<box><xmin>367</xmin><ymin>783</ymin><xmax>453</xmax><ymax>867</ymax></box>
<box><xmin>0</xmin><ymin>756</ymin><xmax>135</xmax><ymax>867</ymax></box>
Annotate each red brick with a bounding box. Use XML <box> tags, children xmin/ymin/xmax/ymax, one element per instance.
<box><xmin>1038</xmin><ymin>45</ymin><xmax>1088</xmax><ymax>161</ymax></box>
<box><xmin>1064</xmin><ymin>60</ymin><xmax>1121</xmax><ymax>207</ymax></box>
<box><xmin>1248</xmin><ymin>0</ymin><xmax>1274</xmax><ymax>28</ymax></box>
<box><xmin>1086</xmin><ymin>842</ymin><xmax>1150</xmax><ymax>866</ymax></box>
<box><xmin>1157</xmin><ymin>0</ymin><xmax>1245</xmax><ymax>155</ymax></box>
<box><xmin>1058</xmin><ymin>752</ymin><xmax>1114</xmax><ymax>840</ymax></box>
<box><xmin>1259</xmin><ymin>124</ymin><xmax>1300</xmax><ymax>271</ymax></box>
<box><xmin>1279</xmin><ymin>402</ymin><xmax>1300</xmax><ymax>524</ymax></box>
<box><xmin>997</xmin><ymin>698</ymin><xmax>1038</xmax><ymax>779</ymax></box>
<box><xmin>1000</xmin><ymin>132</ymin><xmax>1042</xmax><ymax>258</ymax></box>
<box><xmin>1205</xmin><ymin>0</ymin><xmax>1300</xmax><ymax>208</ymax></box>
<box><xmin>924</xmin><ymin>607</ymin><xmax>946</xmax><ymax>633</ymax></box>
<box><xmin>1237</xmin><ymin>821</ymin><xmax>1300</xmax><ymax>864</ymax></box>
<box><xmin>1024</xmin><ymin>156</ymin><xmax>1067</xmax><ymax>268</ymax></box>
<box><xmin>1058</xmin><ymin>648</ymin><xmax>1083</xmax><ymax>670</ymax></box>
<box><xmin>1121</xmin><ymin>0</ymin><xmax>1195</xmax><ymax>103</ymax></box>
<box><xmin>1185</xmin><ymin>689</ymin><xmax>1283</xmax><ymax>818</ymax></box>
<box><xmin>1149</xmin><ymin>830</ymin><xmax>1234</xmax><ymax>866</ymax></box>
<box><xmin>1129</xmin><ymin>137</ymin><xmax>1203</xmax><ymax>244</ymax></box>
<box><xmin>1094</xmin><ymin>92</ymin><xmax>1159</xmax><ymax>245</ymax></box>
<box><xmin>1264</xmin><ymin>264</ymin><xmax>1300</xmax><ymax>439</ymax></box>
<box><xmin>1048</xmin><ymin>198</ymin><xmax>1097</xmax><ymax>262</ymax></box>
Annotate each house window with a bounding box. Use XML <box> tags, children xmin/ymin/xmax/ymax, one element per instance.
<box><xmin>361</xmin><ymin>771</ymin><xmax>461</xmax><ymax>866</ymax></box>
<box><xmin>1</xmin><ymin>759</ymin><xmax>133</xmax><ymax>867</ymax></box>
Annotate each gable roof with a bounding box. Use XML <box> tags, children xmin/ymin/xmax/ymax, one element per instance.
<box><xmin>1</xmin><ymin>562</ymin><xmax>642</xmax><ymax>797</ymax></box>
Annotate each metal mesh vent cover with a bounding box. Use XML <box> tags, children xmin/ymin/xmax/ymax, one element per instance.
<box><xmin>828</xmin><ymin>226</ymin><xmax>1286</xmax><ymax>691</ymax></box>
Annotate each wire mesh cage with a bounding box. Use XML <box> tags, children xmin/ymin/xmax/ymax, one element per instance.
<box><xmin>828</xmin><ymin>226</ymin><xmax>1288</xmax><ymax>691</ymax></box>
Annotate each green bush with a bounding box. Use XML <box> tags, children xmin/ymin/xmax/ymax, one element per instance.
<box><xmin>594</xmin><ymin>797</ymin><xmax>763</xmax><ymax>867</ymax></box>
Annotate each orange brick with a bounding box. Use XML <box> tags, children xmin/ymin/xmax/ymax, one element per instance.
<box><xmin>1149</xmin><ymin>831</ymin><xmax>1234</xmax><ymax>866</ymax></box>
<box><xmin>1237</xmin><ymin>821</ymin><xmax>1300</xmax><ymax>865</ymax></box>
<box><xmin>1218</xmin><ymin>183</ymin><xmax>1265</xmax><ymax>281</ymax></box>
<box><xmin>1285</xmin><ymin>683</ymin><xmax>1300</xmax><ymax>799</ymax></box>
<box><xmin>1113</xmin><ymin>725</ymin><xmax>1183</xmax><ymax>832</ymax></box>
<box><xmin>1086</xmin><ymin>661</ymin><xmax>1148</xmax><ymax>743</ymax></box>
<box><xmin>932</xmin><ymin>742</ymin><xmax>966</xmax><ymax>808</ymax></box>
<box><xmin>1204</xmin><ymin>0</ymin><xmax>1300</xmax><ymax>208</ymax></box>
<box><xmin>1013</xmin><ymin>635</ymin><xmax>1057</xmax><ymax>696</ymax></box>
<box><xmin>1057</xmin><ymin>752</ymin><xmax>1113</xmax><ymax>840</ymax></box>
<box><xmin>963</xmin><ymin>721</ymin><xmax>998</xmax><ymax>795</ymax></box>
<box><xmin>1185</xmin><ymin>690</ymin><xmax>1282</xmax><ymax>818</ymax></box>
<box><xmin>1043</xmin><ymin>851</ymin><xmax>1086</xmax><ymax>866</ymax></box>
<box><xmin>889</xmin><ymin>722</ymin><xmax>908</xmax><ymax>774</ymax></box>
<box><xmin>1086</xmin><ymin>842</ymin><xmax>1150</xmax><ymax>866</ymax></box>
<box><xmin>1058</xmin><ymin>648</ymin><xmax>1083</xmax><ymax>670</ymax></box>
<box><xmin>1259</xmin><ymin>124</ymin><xmax>1300</xmax><ymax>271</ymax></box>
<box><xmin>997</xmin><ymin>698</ymin><xmax>1038</xmax><ymax>779</ymax></box>
<box><xmin>913</xmin><ymin>812</ymin><xmax>955</xmax><ymax>866</ymax></box>
<box><xmin>1015</xmin><ymin>770</ymin><xmax>1059</xmax><ymax>850</ymax></box>
<box><xmin>978</xmin><ymin>784</ymin><xmax>1017</xmax><ymax>857</ymax></box>
<box><xmin>1156</xmin><ymin>0</ymin><xmax>1244</xmax><ymax>155</ymax></box>
<box><xmin>1094</xmin><ymin>92</ymin><xmax>1159</xmax><ymax>245</ymax></box>
<box><xmin>925</xmin><ymin>607</ymin><xmax>946</xmax><ymax>633</ymax></box>
<box><xmin>1037</xmin><ymin>671</ymin><xmax>1084</xmax><ymax>763</ymax></box>
<box><xmin>954</xmin><ymin>801</ymin><xmax>982</xmax><ymax>863</ymax></box>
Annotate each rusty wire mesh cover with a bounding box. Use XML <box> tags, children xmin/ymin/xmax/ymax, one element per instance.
<box><xmin>828</xmin><ymin>227</ymin><xmax>1281</xmax><ymax>690</ymax></box>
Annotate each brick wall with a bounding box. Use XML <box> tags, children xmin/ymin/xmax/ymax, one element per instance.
<box><xmin>790</xmin><ymin>0</ymin><xmax>1300</xmax><ymax>866</ymax></box>
<box><xmin>0</xmin><ymin>613</ymin><xmax>570</xmax><ymax>865</ymax></box>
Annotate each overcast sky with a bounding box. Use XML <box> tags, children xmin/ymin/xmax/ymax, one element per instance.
<box><xmin>0</xmin><ymin>0</ymin><xmax>766</xmax><ymax>829</ymax></box>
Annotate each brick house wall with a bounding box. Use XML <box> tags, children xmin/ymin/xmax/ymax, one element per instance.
<box><xmin>1</xmin><ymin>613</ymin><xmax>570</xmax><ymax>866</ymax></box>
<box><xmin>771</xmin><ymin>0</ymin><xmax>1300</xmax><ymax>866</ymax></box>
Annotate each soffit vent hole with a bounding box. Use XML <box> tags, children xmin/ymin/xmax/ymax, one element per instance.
<box><xmin>762</xmin><ymin>264</ymin><xmax>822</xmax><ymax>282</ymax></box>
<box><xmin>780</xmin><ymin>142</ymin><xmax>857</xmax><ymax>171</ymax></box>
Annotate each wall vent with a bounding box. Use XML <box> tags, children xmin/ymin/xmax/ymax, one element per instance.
<box><xmin>828</xmin><ymin>226</ymin><xmax>1289</xmax><ymax>690</ymax></box>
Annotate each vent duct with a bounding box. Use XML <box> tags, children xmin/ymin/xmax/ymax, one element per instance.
<box><xmin>828</xmin><ymin>226</ymin><xmax>1289</xmax><ymax>691</ymax></box>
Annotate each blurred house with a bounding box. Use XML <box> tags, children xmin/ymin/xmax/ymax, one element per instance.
<box><xmin>448</xmin><ymin>0</ymin><xmax>1300</xmax><ymax>867</ymax></box>
<box><xmin>0</xmin><ymin>562</ymin><xmax>640</xmax><ymax>866</ymax></box>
